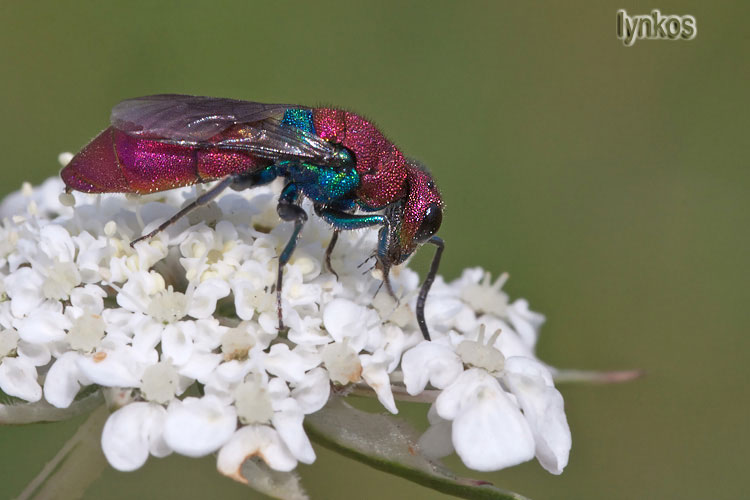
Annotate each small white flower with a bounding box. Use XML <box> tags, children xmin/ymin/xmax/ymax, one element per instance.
<box><xmin>15</xmin><ymin>302</ymin><xmax>71</xmax><ymax>344</ymax></box>
<box><xmin>41</xmin><ymin>259</ymin><xmax>81</xmax><ymax>300</ymax></box>
<box><xmin>66</xmin><ymin>313</ymin><xmax>106</xmax><ymax>351</ymax></box>
<box><xmin>117</xmin><ymin>271</ymin><xmax>166</xmax><ymax>313</ymax></box>
<box><xmin>458</xmin><ymin>268</ymin><xmax>510</xmax><ymax>317</ymax></box>
<box><xmin>72</xmin><ymin>231</ymin><xmax>112</xmax><ymax>283</ymax></box>
<box><xmin>414</xmin><ymin>330</ymin><xmax>571</xmax><ymax>473</ymax></box>
<box><xmin>456</xmin><ymin>325</ymin><xmax>505</xmax><ymax>373</ymax></box>
<box><xmin>234</xmin><ymin>376</ymin><xmax>274</xmax><ymax>425</ymax></box>
<box><xmin>5</xmin><ymin>267</ymin><xmax>45</xmax><ymax>318</ymax></box>
<box><xmin>179</xmin><ymin>221</ymin><xmax>253</xmax><ymax>282</ymax></box>
<box><xmin>0</xmin><ymin>356</ymin><xmax>42</xmax><ymax>402</ymax></box>
<box><xmin>141</xmin><ymin>360</ymin><xmax>180</xmax><ymax>404</ymax></box>
<box><xmin>321</xmin><ymin>340</ymin><xmax>362</xmax><ymax>385</ymax></box>
<box><xmin>436</xmin><ymin>368</ymin><xmax>535</xmax><ymax>471</ymax></box>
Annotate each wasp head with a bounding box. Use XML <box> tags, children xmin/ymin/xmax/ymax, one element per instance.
<box><xmin>379</xmin><ymin>160</ymin><xmax>443</xmax><ymax>273</ymax></box>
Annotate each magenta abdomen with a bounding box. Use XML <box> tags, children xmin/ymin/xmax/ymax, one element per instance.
<box><xmin>61</xmin><ymin>128</ymin><xmax>130</xmax><ymax>193</ymax></box>
<box><xmin>114</xmin><ymin>129</ymin><xmax>197</xmax><ymax>193</ymax></box>
<box><xmin>61</xmin><ymin>127</ymin><xmax>265</xmax><ymax>194</ymax></box>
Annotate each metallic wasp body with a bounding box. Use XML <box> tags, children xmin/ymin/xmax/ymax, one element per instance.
<box><xmin>61</xmin><ymin>95</ymin><xmax>444</xmax><ymax>339</ymax></box>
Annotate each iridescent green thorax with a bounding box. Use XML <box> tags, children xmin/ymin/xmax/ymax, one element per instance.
<box><xmin>302</xmin><ymin>162</ymin><xmax>359</xmax><ymax>203</ymax></box>
<box><xmin>275</xmin><ymin>160</ymin><xmax>359</xmax><ymax>209</ymax></box>
<box><xmin>278</xmin><ymin>108</ymin><xmax>359</xmax><ymax>207</ymax></box>
<box><xmin>281</xmin><ymin>108</ymin><xmax>316</xmax><ymax>134</ymax></box>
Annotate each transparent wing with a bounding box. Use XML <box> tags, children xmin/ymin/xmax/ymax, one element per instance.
<box><xmin>111</xmin><ymin>94</ymin><xmax>342</xmax><ymax>165</ymax></box>
<box><xmin>201</xmin><ymin>121</ymin><xmax>343</xmax><ymax>164</ymax></box>
<box><xmin>112</xmin><ymin>94</ymin><xmax>292</xmax><ymax>140</ymax></box>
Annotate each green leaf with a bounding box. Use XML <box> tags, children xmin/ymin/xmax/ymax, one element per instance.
<box><xmin>0</xmin><ymin>389</ymin><xmax>104</xmax><ymax>424</ymax></box>
<box><xmin>305</xmin><ymin>397</ymin><xmax>530</xmax><ymax>500</ymax></box>
<box><xmin>16</xmin><ymin>404</ymin><xmax>108</xmax><ymax>500</ymax></box>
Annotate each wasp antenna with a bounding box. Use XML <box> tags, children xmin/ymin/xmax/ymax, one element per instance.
<box><xmin>416</xmin><ymin>236</ymin><xmax>444</xmax><ymax>341</ymax></box>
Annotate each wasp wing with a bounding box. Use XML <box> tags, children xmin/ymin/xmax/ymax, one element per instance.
<box><xmin>112</xmin><ymin>94</ymin><xmax>342</xmax><ymax>166</ymax></box>
<box><xmin>112</xmin><ymin>94</ymin><xmax>291</xmax><ymax>140</ymax></box>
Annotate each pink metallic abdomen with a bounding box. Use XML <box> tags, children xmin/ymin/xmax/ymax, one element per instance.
<box><xmin>62</xmin><ymin>127</ymin><xmax>265</xmax><ymax>194</ymax></box>
<box><xmin>312</xmin><ymin>109</ymin><xmax>407</xmax><ymax>209</ymax></box>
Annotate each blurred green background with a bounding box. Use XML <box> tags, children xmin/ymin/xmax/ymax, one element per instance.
<box><xmin>1</xmin><ymin>1</ymin><xmax>747</xmax><ymax>499</ymax></box>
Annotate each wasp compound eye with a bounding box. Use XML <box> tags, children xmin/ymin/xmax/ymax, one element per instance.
<box><xmin>415</xmin><ymin>203</ymin><xmax>442</xmax><ymax>243</ymax></box>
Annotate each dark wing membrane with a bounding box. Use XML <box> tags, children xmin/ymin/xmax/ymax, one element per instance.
<box><xmin>111</xmin><ymin>94</ymin><xmax>295</xmax><ymax>141</ymax></box>
<box><xmin>111</xmin><ymin>94</ymin><xmax>342</xmax><ymax>166</ymax></box>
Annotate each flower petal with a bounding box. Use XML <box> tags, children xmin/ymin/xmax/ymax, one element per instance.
<box><xmin>272</xmin><ymin>398</ymin><xmax>316</xmax><ymax>464</ymax></box>
<box><xmin>504</xmin><ymin>357</ymin><xmax>571</xmax><ymax>474</ymax></box>
<box><xmin>5</xmin><ymin>267</ymin><xmax>44</xmax><ymax>318</ymax></box>
<box><xmin>360</xmin><ymin>353</ymin><xmax>397</xmax><ymax>414</ymax></box>
<box><xmin>217</xmin><ymin>424</ymin><xmax>297</xmax><ymax>478</ymax></box>
<box><xmin>417</xmin><ymin>407</ymin><xmax>454</xmax><ymax>460</ymax></box>
<box><xmin>0</xmin><ymin>357</ymin><xmax>41</xmax><ymax>402</ymax></box>
<box><xmin>77</xmin><ymin>349</ymin><xmax>142</xmax><ymax>387</ymax></box>
<box><xmin>163</xmin><ymin>395</ymin><xmax>237</xmax><ymax>457</ymax></box>
<box><xmin>264</xmin><ymin>344</ymin><xmax>306</xmax><ymax>384</ymax></box>
<box><xmin>101</xmin><ymin>402</ymin><xmax>168</xmax><ymax>471</ymax></box>
<box><xmin>449</xmin><ymin>375</ymin><xmax>535</xmax><ymax>471</ymax></box>
<box><xmin>44</xmin><ymin>351</ymin><xmax>83</xmax><ymax>408</ymax></box>
<box><xmin>188</xmin><ymin>279</ymin><xmax>230</xmax><ymax>319</ymax></box>
<box><xmin>161</xmin><ymin>323</ymin><xmax>193</xmax><ymax>366</ymax></box>
<box><xmin>291</xmin><ymin>366</ymin><xmax>330</xmax><ymax>414</ymax></box>
<box><xmin>323</xmin><ymin>298</ymin><xmax>369</xmax><ymax>349</ymax></box>
<box><xmin>402</xmin><ymin>341</ymin><xmax>463</xmax><ymax>395</ymax></box>
<box><xmin>16</xmin><ymin>305</ymin><xmax>71</xmax><ymax>343</ymax></box>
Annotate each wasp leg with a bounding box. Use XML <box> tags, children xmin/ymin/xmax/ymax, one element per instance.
<box><xmin>415</xmin><ymin>236</ymin><xmax>444</xmax><ymax>341</ymax></box>
<box><xmin>379</xmin><ymin>262</ymin><xmax>398</xmax><ymax>302</ymax></box>
<box><xmin>315</xmin><ymin>207</ymin><xmax>400</xmax><ymax>295</ymax></box>
<box><xmin>130</xmin><ymin>176</ymin><xmax>235</xmax><ymax>247</ymax></box>
<box><xmin>324</xmin><ymin>230</ymin><xmax>340</xmax><ymax>280</ymax></box>
<box><xmin>373</xmin><ymin>225</ymin><xmax>399</xmax><ymax>303</ymax></box>
<box><xmin>316</xmin><ymin>208</ymin><xmax>386</xmax><ymax>233</ymax></box>
<box><xmin>316</xmin><ymin>207</ymin><xmax>388</xmax><ymax>281</ymax></box>
<box><xmin>275</xmin><ymin>183</ymin><xmax>307</xmax><ymax>331</ymax></box>
<box><xmin>130</xmin><ymin>167</ymin><xmax>278</xmax><ymax>247</ymax></box>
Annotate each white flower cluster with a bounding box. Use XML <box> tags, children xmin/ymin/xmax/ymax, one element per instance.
<box><xmin>0</xmin><ymin>168</ymin><xmax>570</xmax><ymax>477</ymax></box>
